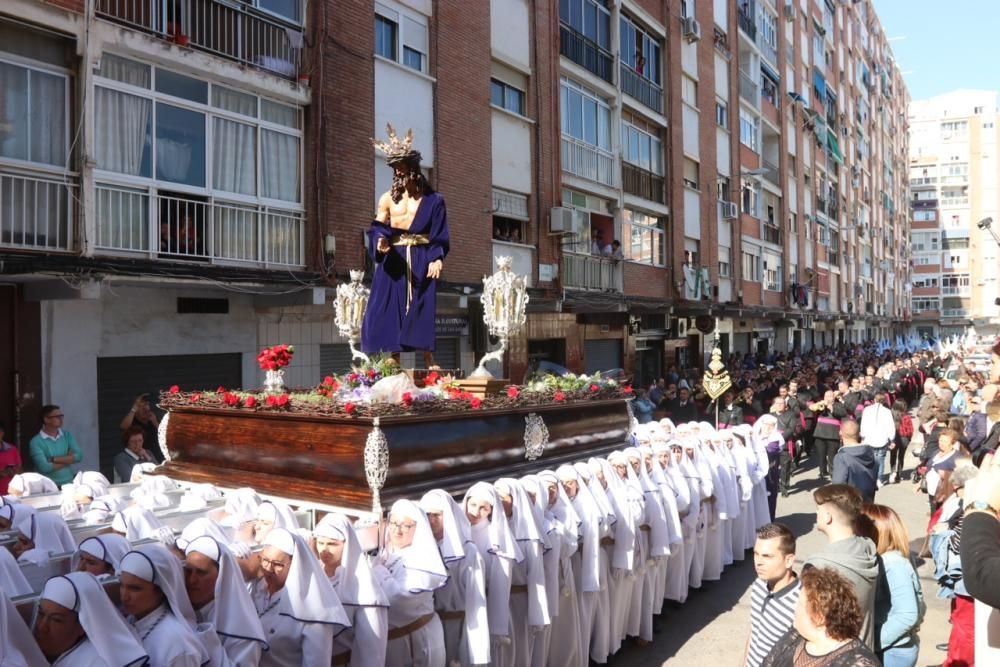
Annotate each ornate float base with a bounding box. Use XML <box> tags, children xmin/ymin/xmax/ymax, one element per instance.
<box><xmin>155</xmin><ymin>399</ymin><xmax>631</xmax><ymax>512</ymax></box>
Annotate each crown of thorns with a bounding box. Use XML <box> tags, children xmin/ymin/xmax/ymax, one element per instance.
<box><xmin>372</xmin><ymin>124</ymin><xmax>421</xmax><ymax>164</ymax></box>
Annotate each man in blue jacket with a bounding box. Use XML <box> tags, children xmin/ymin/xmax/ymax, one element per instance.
<box><xmin>832</xmin><ymin>418</ymin><xmax>878</xmax><ymax>503</ymax></box>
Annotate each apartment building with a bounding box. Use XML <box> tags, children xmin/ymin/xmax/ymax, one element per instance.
<box><xmin>0</xmin><ymin>0</ymin><xmax>909</xmax><ymax>473</ymax></box>
<box><xmin>908</xmin><ymin>90</ymin><xmax>1000</xmax><ymax>340</ymax></box>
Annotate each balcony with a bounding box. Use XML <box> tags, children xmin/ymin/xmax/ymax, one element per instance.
<box><xmin>622</xmin><ymin>163</ymin><xmax>664</xmax><ymax>204</ymax></box>
<box><xmin>942</xmin><ymin>308</ymin><xmax>970</xmax><ymax>319</ymax></box>
<box><xmin>761</xmin><ymin>158</ymin><xmax>779</xmax><ymax>185</ymax></box>
<box><xmin>620</xmin><ymin>64</ymin><xmax>663</xmax><ymax>114</ymax></box>
<box><xmin>0</xmin><ymin>166</ymin><xmax>76</xmax><ymax>252</ymax></box>
<box><xmin>95</xmin><ymin>0</ymin><xmax>302</xmax><ymax>80</ymax></box>
<box><xmin>738</xmin><ymin>70</ymin><xmax>760</xmax><ymax>107</ymax></box>
<box><xmin>941</xmin><ymin>286</ymin><xmax>970</xmax><ymax>297</ymax></box>
<box><xmin>95</xmin><ymin>185</ymin><xmax>304</xmax><ymax>267</ymax></box>
<box><xmin>562</xmin><ymin>251</ymin><xmax>623</xmax><ymax>293</ymax></box>
<box><xmin>762</xmin><ymin>223</ymin><xmax>782</xmax><ymax>246</ymax></box>
<box><xmin>560</xmin><ymin>24</ymin><xmax>614</xmax><ymax>84</ymax></box>
<box><xmin>737</xmin><ymin>9</ymin><xmax>756</xmax><ymax>40</ymax></box>
<box><xmin>911</xmin><ymin>198</ymin><xmax>938</xmax><ymax>210</ymax></box>
<box><xmin>757</xmin><ymin>34</ymin><xmax>778</xmax><ymax>67</ymax></box>
<box><xmin>561</xmin><ymin>136</ymin><xmax>616</xmax><ymax>187</ymax></box>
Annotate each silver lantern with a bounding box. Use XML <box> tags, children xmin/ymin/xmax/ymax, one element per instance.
<box><xmin>470</xmin><ymin>256</ymin><xmax>529</xmax><ymax>378</ymax></box>
<box><xmin>334</xmin><ymin>270</ymin><xmax>370</xmax><ymax>363</ymax></box>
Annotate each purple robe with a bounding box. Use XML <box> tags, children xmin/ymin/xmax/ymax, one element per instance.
<box><xmin>361</xmin><ymin>191</ymin><xmax>450</xmax><ymax>354</ymax></box>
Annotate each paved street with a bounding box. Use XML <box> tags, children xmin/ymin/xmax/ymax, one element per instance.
<box><xmin>616</xmin><ymin>450</ymin><xmax>951</xmax><ymax>666</ymax></box>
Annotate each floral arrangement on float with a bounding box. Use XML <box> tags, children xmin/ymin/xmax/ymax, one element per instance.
<box><xmin>160</xmin><ymin>351</ymin><xmax>633</xmax><ymax>418</ymax></box>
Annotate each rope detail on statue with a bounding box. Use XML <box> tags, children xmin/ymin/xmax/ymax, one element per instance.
<box><xmin>391</xmin><ymin>233</ymin><xmax>431</xmax><ymax>314</ymax></box>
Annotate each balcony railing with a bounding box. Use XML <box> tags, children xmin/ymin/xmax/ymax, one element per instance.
<box><xmin>620</xmin><ymin>64</ymin><xmax>663</xmax><ymax>114</ymax></box>
<box><xmin>738</xmin><ymin>70</ymin><xmax>760</xmax><ymax>107</ymax></box>
<box><xmin>622</xmin><ymin>162</ymin><xmax>664</xmax><ymax>204</ymax></box>
<box><xmin>562</xmin><ymin>251</ymin><xmax>623</xmax><ymax>293</ymax></box>
<box><xmin>762</xmin><ymin>223</ymin><xmax>782</xmax><ymax>245</ymax></box>
<box><xmin>561</xmin><ymin>135</ymin><xmax>616</xmax><ymax>187</ymax></box>
<box><xmin>95</xmin><ymin>0</ymin><xmax>302</xmax><ymax>80</ymax></box>
<box><xmin>95</xmin><ymin>184</ymin><xmax>304</xmax><ymax>267</ymax></box>
<box><xmin>737</xmin><ymin>9</ymin><xmax>756</xmax><ymax>40</ymax></box>
<box><xmin>560</xmin><ymin>24</ymin><xmax>614</xmax><ymax>84</ymax></box>
<box><xmin>761</xmin><ymin>158</ymin><xmax>779</xmax><ymax>184</ymax></box>
<box><xmin>942</xmin><ymin>308</ymin><xmax>970</xmax><ymax>318</ymax></box>
<box><xmin>757</xmin><ymin>34</ymin><xmax>778</xmax><ymax>66</ymax></box>
<box><xmin>911</xmin><ymin>199</ymin><xmax>938</xmax><ymax>209</ymax></box>
<box><xmin>0</xmin><ymin>166</ymin><xmax>76</xmax><ymax>251</ymax></box>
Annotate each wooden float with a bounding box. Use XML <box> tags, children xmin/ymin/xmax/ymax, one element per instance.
<box><xmin>155</xmin><ymin>398</ymin><xmax>632</xmax><ymax>513</ymax></box>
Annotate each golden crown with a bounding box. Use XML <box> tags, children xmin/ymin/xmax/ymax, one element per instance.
<box><xmin>371</xmin><ymin>124</ymin><xmax>420</xmax><ymax>163</ymax></box>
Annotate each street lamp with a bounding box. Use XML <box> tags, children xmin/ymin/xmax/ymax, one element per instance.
<box><xmin>334</xmin><ymin>270</ymin><xmax>370</xmax><ymax>363</ymax></box>
<box><xmin>978</xmin><ymin>217</ymin><xmax>1000</xmax><ymax>249</ymax></box>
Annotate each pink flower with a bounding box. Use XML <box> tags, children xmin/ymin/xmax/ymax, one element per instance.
<box><xmin>623</xmin><ymin>386</ymin><xmax>633</xmax><ymax>395</ymax></box>
<box><xmin>554</xmin><ymin>391</ymin><xmax>565</xmax><ymax>402</ymax></box>
<box><xmin>244</xmin><ymin>396</ymin><xmax>257</xmax><ymax>408</ymax></box>
<box><xmin>470</xmin><ymin>397</ymin><xmax>482</xmax><ymax>409</ymax></box>
<box><xmin>345</xmin><ymin>402</ymin><xmax>356</xmax><ymax>415</ymax></box>
<box><xmin>590</xmin><ymin>384</ymin><xmax>599</xmax><ymax>393</ymax></box>
<box><xmin>506</xmin><ymin>386</ymin><xmax>520</xmax><ymax>399</ymax></box>
<box><xmin>169</xmin><ymin>385</ymin><xmax>180</xmax><ymax>394</ymax></box>
<box><xmin>190</xmin><ymin>393</ymin><xmax>201</xmax><ymax>403</ymax></box>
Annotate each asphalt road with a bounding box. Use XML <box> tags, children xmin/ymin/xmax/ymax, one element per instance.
<box><xmin>613</xmin><ymin>449</ymin><xmax>951</xmax><ymax>666</ymax></box>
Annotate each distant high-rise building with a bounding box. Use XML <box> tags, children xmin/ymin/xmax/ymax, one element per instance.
<box><xmin>908</xmin><ymin>90</ymin><xmax>1000</xmax><ymax>338</ymax></box>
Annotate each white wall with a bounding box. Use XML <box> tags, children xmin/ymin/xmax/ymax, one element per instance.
<box><xmin>491</xmin><ymin>0</ymin><xmax>531</xmax><ymax>71</ymax></box>
<box><xmin>682</xmin><ymin>105</ymin><xmax>700</xmax><ymax>157</ymax></box>
<box><xmin>491</xmin><ymin>110</ymin><xmax>533</xmax><ymax>194</ymax></box>
<box><xmin>684</xmin><ymin>189</ymin><xmax>700</xmax><ymax>237</ymax></box>
<box><xmin>374</xmin><ymin>59</ymin><xmax>434</xmax><ymax>205</ymax></box>
<box><xmin>41</xmin><ymin>286</ymin><xmax>261</xmax><ymax>470</ymax></box>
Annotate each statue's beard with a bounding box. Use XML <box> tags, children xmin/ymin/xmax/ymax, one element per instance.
<box><xmin>391</xmin><ymin>170</ymin><xmax>427</xmax><ymax>204</ymax></box>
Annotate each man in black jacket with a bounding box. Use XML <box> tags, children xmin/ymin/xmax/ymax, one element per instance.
<box><xmin>773</xmin><ymin>396</ymin><xmax>799</xmax><ymax>497</ymax></box>
<box><xmin>667</xmin><ymin>387</ymin><xmax>699</xmax><ymax>424</ymax></box>
<box><xmin>717</xmin><ymin>390</ymin><xmax>743</xmax><ymax>429</ymax></box>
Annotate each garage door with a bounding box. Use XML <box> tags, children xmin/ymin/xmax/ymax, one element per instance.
<box><xmin>584</xmin><ymin>339</ymin><xmax>623</xmax><ymax>375</ymax></box>
<box><xmin>319</xmin><ymin>343</ymin><xmax>354</xmax><ymax>377</ymax></box>
<box><xmin>96</xmin><ymin>354</ymin><xmax>242</xmax><ymax>479</ymax></box>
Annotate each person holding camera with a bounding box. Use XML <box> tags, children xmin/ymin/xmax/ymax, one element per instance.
<box><xmin>120</xmin><ymin>394</ymin><xmax>163</xmax><ymax>463</ymax></box>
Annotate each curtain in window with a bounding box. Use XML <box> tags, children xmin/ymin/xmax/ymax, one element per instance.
<box><xmin>0</xmin><ymin>62</ymin><xmax>28</xmax><ymax>161</ymax></box>
<box><xmin>31</xmin><ymin>70</ymin><xmax>66</xmax><ymax>166</ymax></box>
<box><xmin>261</xmin><ymin>130</ymin><xmax>299</xmax><ymax>202</ymax></box>
<box><xmin>95</xmin><ymin>87</ymin><xmax>151</xmax><ymax>176</ymax></box>
<box><xmin>213</xmin><ymin>118</ymin><xmax>255</xmax><ymax>195</ymax></box>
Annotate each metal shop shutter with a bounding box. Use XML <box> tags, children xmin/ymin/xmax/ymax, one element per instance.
<box><xmin>319</xmin><ymin>343</ymin><xmax>354</xmax><ymax>376</ymax></box>
<box><xmin>415</xmin><ymin>337</ymin><xmax>459</xmax><ymax>370</ymax></box>
<box><xmin>96</xmin><ymin>354</ymin><xmax>242</xmax><ymax>479</ymax></box>
<box><xmin>584</xmin><ymin>339</ymin><xmax>623</xmax><ymax>374</ymax></box>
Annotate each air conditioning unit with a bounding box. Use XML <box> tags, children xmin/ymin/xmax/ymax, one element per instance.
<box><xmin>677</xmin><ymin>318</ymin><xmax>688</xmax><ymax>337</ymax></box>
<box><xmin>548</xmin><ymin>206</ymin><xmax>588</xmax><ymax>237</ymax></box>
<box><xmin>683</xmin><ymin>17</ymin><xmax>701</xmax><ymax>42</ymax></box>
<box><xmin>784</xmin><ymin>1</ymin><xmax>796</xmax><ymax>21</ymax></box>
<box><xmin>721</xmin><ymin>201</ymin><xmax>738</xmax><ymax>219</ymax></box>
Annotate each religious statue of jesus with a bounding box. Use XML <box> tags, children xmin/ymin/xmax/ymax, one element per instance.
<box><xmin>362</xmin><ymin>125</ymin><xmax>450</xmax><ymax>359</ymax></box>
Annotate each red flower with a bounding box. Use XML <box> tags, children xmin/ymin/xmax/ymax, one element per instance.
<box><xmin>348</xmin><ymin>373</ymin><xmax>358</xmax><ymax>383</ymax></box>
<box><xmin>276</xmin><ymin>394</ymin><xmax>290</xmax><ymax>407</ymax></box>
<box><xmin>506</xmin><ymin>386</ymin><xmax>520</xmax><ymax>399</ymax></box>
<box><xmin>216</xmin><ymin>386</ymin><xmax>227</xmax><ymax>394</ymax></box>
<box><xmin>366</xmin><ymin>369</ymin><xmax>376</xmax><ymax>379</ymax></box>
<box><xmin>470</xmin><ymin>397</ymin><xmax>482</xmax><ymax>409</ymax></box>
<box><xmin>244</xmin><ymin>396</ymin><xmax>257</xmax><ymax>408</ymax></box>
<box><xmin>402</xmin><ymin>392</ymin><xmax>413</xmax><ymax>406</ymax></box>
<box><xmin>169</xmin><ymin>385</ymin><xmax>180</xmax><ymax>394</ymax></box>
<box><xmin>344</xmin><ymin>402</ymin><xmax>356</xmax><ymax>415</ymax></box>
<box><xmin>590</xmin><ymin>384</ymin><xmax>600</xmax><ymax>393</ymax></box>
<box><xmin>423</xmin><ymin>371</ymin><xmax>440</xmax><ymax>387</ymax></box>
<box><xmin>323</xmin><ymin>376</ymin><xmax>335</xmax><ymax>386</ymax></box>
<box><xmin>265</xmin><ymin>395</ymin><xmax>277</xmax><ymax>407</ymax></box>
<box><xmin>554</xmin><ymin>391</ymin><xmax>565</xmax><ymax>402</ymax></box>
<box><xmin>623</xmin><ymin>386</ymin><xmax>633</xmax><ymax>395</ymax></box>
<box><xmin>222</xmin><ymin>392</ymin><xmax>241</xmax><ymax>407</ymax></box>
<box><xmin>190</xmin><ymin>393</ymin><xmax>201</xmax><ymax>403</ymax></box>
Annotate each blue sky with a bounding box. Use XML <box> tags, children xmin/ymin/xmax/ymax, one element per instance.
<box><xmin>873</xmin><ymin>0</ymin><xmax>1000</xmax><ymax>102</ymax></box>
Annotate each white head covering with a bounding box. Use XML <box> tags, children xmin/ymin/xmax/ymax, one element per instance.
<box><xmin>134</xmin><ymin>475</ymin><xmax>177</xmax><ymax>494</ymax></box>
<box><xmin>72</xmin><ymin>471</ymin><xmax>112</xmax><ymax>491</ymax></box>
<box><xmin>536</xmin><ymin>470</ymin><xmax>581</xmax><ymax>541</ymax></box>
<box><xmin>1</xmin><ymin>589</ymin><xmax>47</xmax><ymax>667</ymax></box>
<box><xmin>418</xmin><ymin>489</ymin><xmax>470</xmax><ymax>563</ymax></box>
<box><xmin>312</xmin><ymin>514</ymin><xmax>389</xmax><ymax>607</ymax></box>
<box><xmin>178</xmin><ymin>484</ymin><xmax>223</xmax><ymax>512</ymax></box>
<box><xmin>175</xmin><ymin>517</ymin><xmax>233</xmax><ymax>552</ymax></box>
<box><xmin>512</xmin><ymin>475</ymin><xmax>554</xmax><ymax>552</ymax></box>
<box><xmin>219</xmin><ymin>487</ymin><xmax>261</xmax><ymax>528</ymax></box>
<box><xmin>80</xmin><ymin>496</ymin><xmax>123</xmax><ymax>525</ymax></box>
<box><xmin>135</xmin><ymin>492</ymin><xmax>172</xmax><ymax>511</ymax></box>
<box><xmin>40</xmin><ymin>572</ymin><xmax>148</xmax><ymax>666</ymax></box>
<box><xmin>0</xmin><ymin>546</ymin><xmax>32</xmax><ymax>596</ymax></box>
<box><xmin>120</xmin><ymin>544</ymin><xmax>204</xmax><ymax>651</ymax></box>
<box><xmin>591</xmin><ymin>456</ymin><xmax>639</xmax><ymax>571</ymax></box>
<box><xmin>16</xmin><ymin>512</ymin><xmax>76</xmax><ymax>561</ymax></box>
<box><xmin>575</xmin><ymin>461</ymin><xmax>616</xmax><ymax>530</ymax></box>
<box><xmin>0</xmin><ymin>501</ymin><xmax>35</xmax><ymax>528</ymax></box>
<box><xmin>73</xmin><ymin>534</ymin><xmax>131</xmax><ymax>574</ymax></box>
<box><xmin>111</xmin><ymin>506</ymin><xmax>164</xmax><ymax>540</ymax></box>
<box><xmin>494</xmin><ymin>477</ymin><xmax>546</xmax><ymax>546</ymax></box>
<box><xmin>622</xmin><ymin>446</ymin><xmax>671</xmax><ymax>556</ymax></box>
<box><xmin>462</xmin><ymin>482</ymin><xmax>522</xmax><ymax>562</ymax></box>
<box><xmin>8</xmin><ymin>473</ymin><xmax>58</xmax><ymax>496</ymax></box>
<box><xmin>184</xmin><ymin>536</ymin><xmax>269</xmax><ymax>647</ymax></box>
<box><xmin>128</xmin><ymin>462</ymin><xmax>157</xmax><ymax>482</ymax></box>
<box><xmin>382</xmin><ymin>499</ymin><xmax>450</xmax><ymax>591</ymax></box>
<box><xmin>255</xmin><ymin>500</ymin><xmax>299</xmax><ymax>540</ymax></box>
<box><xmin>262</xmin><ymin>527</ymin><xmax>351</xmax><ymax>626</ymax></box>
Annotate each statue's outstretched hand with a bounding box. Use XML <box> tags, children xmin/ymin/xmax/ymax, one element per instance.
<box><xmin>427</xmin><ymin>259</ymin><xmax>443</xmax><ymax>279</ymax></box>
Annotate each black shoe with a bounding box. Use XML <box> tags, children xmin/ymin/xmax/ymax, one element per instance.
<box><xmin>936</xmin><ymin>643</ymin><xmax>949</xmax><ymax>652</ymax></box>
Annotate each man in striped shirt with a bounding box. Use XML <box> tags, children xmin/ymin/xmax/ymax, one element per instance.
<box><xmin>744</xmin><ymin>522</ymin><xmax>800</xmax><ymax>667</ymax></box>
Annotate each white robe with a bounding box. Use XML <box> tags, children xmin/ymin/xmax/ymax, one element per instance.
<box><xmin>434</xmin><ymin>542</ymin><xmax>489</xmax><ymax>666</ymax></box>
<box><xmin>255</xmin><ymin>586</ymin><xmax>336</xmax><ymax>667</ymax></box>
<box><xmin>196</xmin><ymin>599</ymin><xmax>264</xmax><ymax>666</ymax></box>
<box><xmin>378</xmin><ymin>555</ymin><xmax>446</xmax><ymax>667</ymax></box>
<box><xmin>331</xmin><ymin>601</ymin><xmax>389</xmax><ymax>667</ymax></box>
<box><xmin>545</xmin><ymin>521</ymin><xmax>581</xmax><ymax>667</ymax></box>
<box><xmin>50</xmin><ymin>639</ymin><xmax>111</xmax><ymax>667</ymax></box>
<box><xmin>131</xmin><ymin>605</ymin><xmax>204</xmax><ymax>667</ymax></box>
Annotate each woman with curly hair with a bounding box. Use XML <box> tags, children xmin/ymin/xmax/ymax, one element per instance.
<box><xmin>762</xmin><ymin>566</ymin><xmax>880</xmax><ymax>667</ymax></box>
